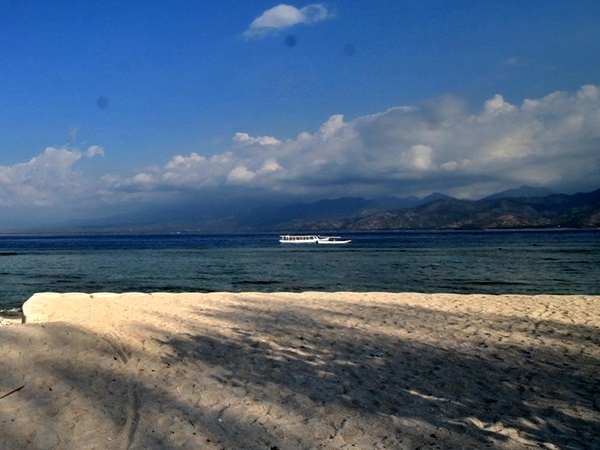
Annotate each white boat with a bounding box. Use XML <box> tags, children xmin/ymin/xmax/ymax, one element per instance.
<box><xmin>279</xmin><ymin>235</ymin><xmax>319</xmax><ymax>243</ymax></box>
<box><xmin>279</xmin><ymin>235</ymin><xmax>351</xmax><ymax>244</ymax></box>
<box><xmin>316</xmin><ymin>236</ymin><xmax>352</xmax><ymax>245</ymax></box>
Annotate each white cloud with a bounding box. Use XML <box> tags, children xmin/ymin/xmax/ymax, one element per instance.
<box><xmin>243</xmin><ymin>3</ymin><xmax>332</xmax><ymax>38</ymax></box>
<box><xmin>166</xmin><ymin>152</ymin><xmax>206</xmax><ymax>169</ymax></box>
<box><xmin>127</xmin><ymin>85</ymin><xmax>598</xmax><ymax>199</ymax></box>
<box><xmin>234</xmin><ymin>132</ymin><xmax>281</xmax><ymax>146</ymax></box>
<box><xmin>227</xmin><ymin>166</ymin><xmax>256</xmax><ymax>184</ymax></box>
<box><xmin>2</xmin><ymin>85</ymin><xmax>599</xmax><ymax>214</ymax></box>
<box><xmin>318</xmin><ymin>114</ymin><xmax>345</xmax><ymax>139</ymax></box>
<box><xmin>86</xmin><ymin>145</ymin><xmax>105</xmax><ymax>157</ymax></box>
<box><xmin>132</xmin><ymin>173</ymin><xmax>154</xmax><ymax>185</ymax></box>
<box><xmin>482</xmin><ymin>94</ymin><xmax>516</xmax><ymax>118</ymax></box>
<box><xmin>260</xmin><ymin>158</ymin><xmax>283</xmax><ymax>173</ymax></box>
<box><xmin>0</xmin><ymin>146</ymin><xmax>102</xmax><ymax>206</ymax></box>
<box><xmin>401</xmin><ymin>145</ymin><xmax>434</xmax><ymax>171</ymax></box>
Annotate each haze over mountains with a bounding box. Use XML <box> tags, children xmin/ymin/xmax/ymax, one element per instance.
<box><xmin>37</xmin><ymin>186</ymin><xmax>599</xmax><ymax>233</ymax></box>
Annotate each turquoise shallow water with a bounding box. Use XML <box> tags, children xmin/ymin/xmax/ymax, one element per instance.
<box><xmin>1</xmin><ymin>230</ymin><xmax>599</xmax><ymax>312</ymax></box>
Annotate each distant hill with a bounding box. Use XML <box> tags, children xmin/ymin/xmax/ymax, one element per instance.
<box><xmin>247</xmin><ymin>193</ymin><xmax>455</xmax><ymax>230</ymax></box>
<box><xmin>302</xmin><ymin>189</ymin><xmax>600</xmax><ymax>230</ymax></box>
<box><xmin>483</xmin><ymin>185</ymin><xmax>557</xmax><ymax>200</ymax></box>
<box><xmin>38</xmin><ymin>187</ymin><xmax>599</xmax><ymax>233</ymax></box>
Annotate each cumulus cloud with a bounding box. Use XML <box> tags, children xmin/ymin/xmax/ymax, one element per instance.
<box><xmin>115</xmin><ymin>85</ymin><xmax>599</xmax><ymax>200</ymax></box>
<box><xmin>243</xmin><ymin>3</ymin><xmax>332</xmax><ymax>38</ymax></box>
<box><xmin>86</xmin><ymin>145</ymin><xmax>105</xmax><ymax>157</ymax></box>
<box><xmin>3</xmin><ymin>85</ymin><xmax>599</xmax><ymax>213</ymax></box>
<box><xmin>227</xmin><ymin>166</ymin><xmax>256</xmax><ymax>184</ymax></box>
<box><xmin>234</xmin><ymin>132</ymin><xmax>281</xmax><ymax>146</ymax></box>
<box><xmin>401</xmin><ymin>145</ymin><xmax>434</xmax><ymax>171</ymax></box>
<box><xmin>482</xmin><ymin>94</ymin><xmax>516</xmax><ymax>117</ymax></box>
<box><xmin>0</xmin><ymin>146</ymin><xmax>103</xmax><ymax>206</ymax></box>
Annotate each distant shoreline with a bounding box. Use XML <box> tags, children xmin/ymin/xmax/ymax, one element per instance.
<box><xmin>1</xmin><ymin>226</ymin><xmax>599</xmax><ymax>236</ymax></box>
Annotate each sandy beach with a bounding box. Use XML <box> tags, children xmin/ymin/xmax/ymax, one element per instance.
<box><xmin>1</xmin><ymin>292</ymin><xmax>599</xmax><ymax>449</ymax></box>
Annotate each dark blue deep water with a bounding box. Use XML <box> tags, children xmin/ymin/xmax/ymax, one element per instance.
<box><xmin>1</xmin><ymin>230</ymin><xmax>599</xmax><ymax>312</ymax></box>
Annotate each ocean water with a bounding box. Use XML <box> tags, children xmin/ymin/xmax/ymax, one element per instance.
<box><xmin>0</xmin><ymin>230</ymin><xmax>599</xmax><ymax>313</ymax></box>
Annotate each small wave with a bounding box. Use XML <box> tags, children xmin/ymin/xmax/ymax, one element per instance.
<box><xmin>233</xmin><ymin>280</ymin><xmax>282</xmax><ymax>286</ymax></box>
<box><xmin>0</xmin><ymin>307</ymin><xmax>23</xmax><ymax>318</ymax></box>
<box><xmin>468</xmin><ymin>280</ymin><xmax>532</xmax><ymax>286</ymax></box>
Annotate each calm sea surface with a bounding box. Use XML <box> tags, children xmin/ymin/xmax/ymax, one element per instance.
<box><xmin>1</xmin><ymin>230</ymin><xmax>599</xmax><ymax>313</ymax></box>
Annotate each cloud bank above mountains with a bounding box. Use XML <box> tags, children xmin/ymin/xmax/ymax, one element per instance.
<box><xmin>1</xmin><ymin>85</ymin><xmax>599</xmax><ymax>219</ymax></box>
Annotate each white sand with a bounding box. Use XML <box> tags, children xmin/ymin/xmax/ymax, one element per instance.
<box><xmin>1</xmin><ymin>292</ymin><xmax>599</xmax><ymax>449</ymax></box>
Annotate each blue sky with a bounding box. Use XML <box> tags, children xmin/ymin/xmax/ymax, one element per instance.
<box><xmin>1</xmin><ymin>1</ymin><xmax>599</xmax><ymax>228</ymax></box>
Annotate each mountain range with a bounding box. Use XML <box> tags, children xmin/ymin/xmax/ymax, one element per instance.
<box><xmin>54</xmin><ymin>185</ymin><xmax>600</xmax><ymax>233</ymax></box>
<box><xmin>305</xmin><ymin>188</ymin><xmax>600</xmax><ymax>231</ymax></box>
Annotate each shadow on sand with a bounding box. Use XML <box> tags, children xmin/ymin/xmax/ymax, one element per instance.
<box><xmin>1</xmin><ymin>296</ymin><xmax>599</xmax><ymax>449</ymax></box>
